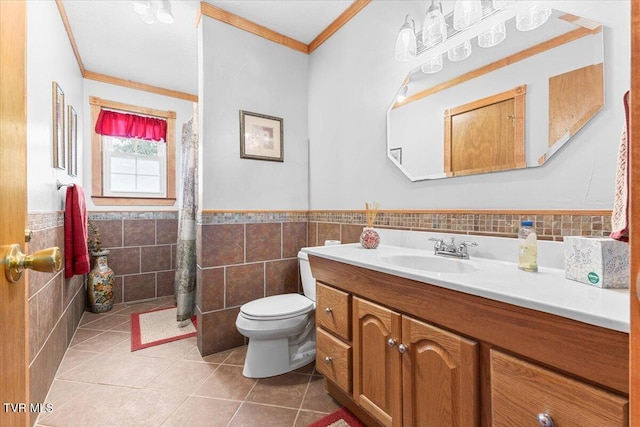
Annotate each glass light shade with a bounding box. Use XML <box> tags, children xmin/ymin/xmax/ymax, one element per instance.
<box><xmin>453</xmin><ymin>0</ymin><xmax>482</xmax><ymax>31</ymax></box>
<box><xmin>157</xmin><ymin>0</ymin><xmax>174</xmax><ymax>24</ymax></box>
<box><xmin>422</xmin><ymin>7</ymin><xmax>447</xmax><ymax>48</ymax></box>
<box><xmin>132</xmin><ymin>1</ymin><xmax>150</xmax><ymax>15</ymax></box>
<box><xmin>492</xmin><ymin>0</ymin><xmax>512</xmax><ymax>9</ymax></box>
<box><xmin>421</xmin><ymin>55</ymin><xmax>443</xmax><ymax>74</ymax></box>
<box><xmin>395</xmin><ymin>17</ymin><xmax>417</xmax><ymax>61</ymax></box>
<box><xmin>478</xmin><ymin>21</ymin><xmax>506</xmax><ymax>47</ymax></box>
<box><xmin>516</xmin><ymin>5</ymin><xmax>551</xmax><ymax>31</ymax></box>
<box><xmin>447</xmin><ymin>40</ymin><xmax>472</xmax><ymax>61</ymax></box>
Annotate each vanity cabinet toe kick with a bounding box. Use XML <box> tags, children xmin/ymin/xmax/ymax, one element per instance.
<box><xmin>310</xmin><ymin>255</ymin><xmax>629</xmax><ymax>427</ymax></box>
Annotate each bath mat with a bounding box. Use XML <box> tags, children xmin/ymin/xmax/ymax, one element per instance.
<box><xmin>130</xmin><ymin>306</ymin><xmax>197</xmax><ymax>351</ymax></box>
<box><xmin>306</xmin><ymin>408</ymin><xmax>366</xmax><ymax>427</ymax></box>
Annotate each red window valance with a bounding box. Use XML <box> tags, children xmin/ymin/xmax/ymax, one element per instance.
<box><xmin>95</xmin><ymin>109</ymin><xmax>167</xmax><ymax>142</ymax></box>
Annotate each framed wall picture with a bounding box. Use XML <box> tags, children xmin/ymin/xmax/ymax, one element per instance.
<box><xmin>52</xmin><ymin>81</ymin><xmax>65</xmax><ymax>170</ymax></box>
<box><xmin>67</xmin><ymin>105</ymin><xmax>77</xmax><ymax>177</ymax></box>
<box><xmin>239</xmin><ymin>110</ymin><xmax>283</xmax><ymax>162</ymax></box>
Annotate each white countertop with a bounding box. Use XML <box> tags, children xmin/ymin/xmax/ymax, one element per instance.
<box><xmin>303</xmin><ymin>243</ymin><xmax>630</xmax><ymax>333</ymax></box>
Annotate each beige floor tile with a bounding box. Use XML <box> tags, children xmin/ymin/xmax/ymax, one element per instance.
<box><xmin>111</xmin><ymin>303</ymin><xmax>158</xmax><ymax>316</ymax></box>
<box><xmin>161</xmin><ymin>396</ymin><xmax>240</xmax><ymax>427</ymax></box>
<box><xmin>146</xmin><ymin>360</ymin><xmax>219</xmax><ymax>395</ymax></box>
<box><xmin>129</xmin><ymin>337</ymin><xmax>198</xmax><ymax>359</ymax></box>
<box><xmin>80</xmin><ymin>314</ymin><xmax>130</xmax><ymax>331</ymax></box>
<box><xmin>300</xmin><ymin>376</ymin><xmax>341</xmax><ymax>413</ymax></box>
<box><xmin>68</xmin><ymin>329</ymin><xmax>105</xmax><ymax>347</ymax></box>
<box><xmin>246</xmin><ymin>372</ymin><xmax>310</xmax><ymax>409</ymax></box>
<box><xmin>37</xmin><ymin>380</ymin><xmax>95</xmax><ymax>420</ymax></box>
<box><xmin>228</xmin><ymin>402</ymin><xmax>298</xmax><ymax>427</ymax></box>
<box><xmin>78</xmin><ymin>311</ymin><xmax>104</xmax><ymax>327</ymax></box>
<box><xmin>182</xmin><ymin>346</ymin><xmax>232</xmax><ymax>364</ymax></box>
<box><xmin>69</xmin><ymin>331</ymin><xmax>130</xmax><ymax>352</ymax></box>
<box><xmin>97</xmin><ymin>388</ymin><xmax>188</xmax><ymax>427</ymax></box>
<box><xmin>109</xmin><ymin>318</ymin><xmax>132</xmax><ymax>332</ymax></box>
<box><xmin>293</xmin><ymin>410</ymin><xmax>330</xmax><ymax>427</ymax></box>
<box><xmin>222</xmin><ymin>345</ymin><xmax>247</xmax><ymax>366</ymax></box>
<box><xmin>193</xmin><ymin>365</ymin><xmax>256</xmax><ymax>401</ymax></box>
<box><xmin>55</xmin><ymin>350</ymin><xmax>100</xmax><ymax>376</ymax></box>
<box><xmin>58</xmin><ymin>353</ymin><xmax>176</xmax><ymax>389</ymax></box>
<box><xmin>38</xmin><ymin>383</ymin><xmax>137</xmax><ymax>427</ymax></box>
<box><xmin>293</xmin><ymin>362</ymin><xmax>316</xmax><ymax>375</ymax></box>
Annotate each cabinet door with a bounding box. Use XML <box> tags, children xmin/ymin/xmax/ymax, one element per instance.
<box><xmin>491</xmin><ymin>350</ymin><xmax>628</xmax><ymax>427</ymax></box>
<box><xmin>402</xmin><ymin>316</ymin><xmax>479</xmax><ymax>427</ymax></box>
<box><xmin>353</xmin><ymin>297</ymin><xmax>402</xmax><ymax>427</ymax></box>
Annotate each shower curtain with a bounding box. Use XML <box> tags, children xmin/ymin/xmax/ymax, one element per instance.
<box><xmin>175</xmin><ymin>107</ymin><xmax>198</xmax><ymax>323</ymax></box>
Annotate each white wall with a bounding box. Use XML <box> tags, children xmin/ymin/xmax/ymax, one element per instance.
<box><xmin>199</xmin><ymin>18</ymin><xmax>309</xmax><ymax>210</ymax></box>
<box><xmin>82</xmin><ymin>80</ymin><xmax>194</xmax><ymax>211</ymax></box>
<box><xmin>27</xmin><ymin>0</ymin><xmax>84</xmax><ymax>212</ymax></box>
<box><xmin>308</xmin><ymin>1</ymin><xmax>630</xmax><ymax>210</ymax></box>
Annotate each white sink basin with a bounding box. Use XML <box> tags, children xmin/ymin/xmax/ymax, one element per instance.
<box><xmin>380</xmin><ymin>254</ymin><xmax>479</xmax><ymax>274</ymax></box>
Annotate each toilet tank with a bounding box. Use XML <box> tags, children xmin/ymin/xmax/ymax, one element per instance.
<box><xmin>298</xmin><ymin>251</ymin><xmax>316</xmax><ymax>302</ymax></box>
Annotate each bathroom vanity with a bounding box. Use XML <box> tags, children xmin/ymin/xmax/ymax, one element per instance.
<box><xmin>306</xmin><ymin>244</ymin><xmax>629</xmax><ymax>427</ymax></box>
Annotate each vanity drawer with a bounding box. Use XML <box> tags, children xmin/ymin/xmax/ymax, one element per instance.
<box><xmin>491</xmin><ymin>350</ymin><xmax>628</xmax><ymax>427</ymax></box>
<box><xmin>316</xmin><ymin>327</ymin><xmax>352</xmax><ymax>393</ymax></box>
<box><xmin>316</xmin><ymin>282</ymin><xmax>351</xmax><ymax>340</ymax></box>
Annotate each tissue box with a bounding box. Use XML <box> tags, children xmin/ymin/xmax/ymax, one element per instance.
<box><xmin>564</xmin><ymin>236</ymin><xmax>629</xmax><ymax>288</ymax></box>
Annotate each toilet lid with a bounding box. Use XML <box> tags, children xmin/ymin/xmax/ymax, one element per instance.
<box><xmin>240</xmin><ymin>294</ymin><xmax>314</xmax><ymax>320</ymax></box>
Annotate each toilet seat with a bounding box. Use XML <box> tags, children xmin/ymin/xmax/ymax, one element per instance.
<box><xmin>240</xmin><ymin>294</ymin><xmax>314</xmax><ymax>321</ymax></box>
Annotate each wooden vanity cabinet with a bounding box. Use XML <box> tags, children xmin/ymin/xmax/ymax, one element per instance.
<box><xmin>310</xmin><ymin>255</ymin><xmax>629</xmax><ymax>427</ymax></box>
<box><xmin>351</xmin><ymin>296</ymin><xmax>479</xmax><ymax>427</ymax></box>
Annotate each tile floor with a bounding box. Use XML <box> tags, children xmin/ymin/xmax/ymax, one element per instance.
<box><xmin>36</xmin><ymin>296</ymin><xmax>341</xmax><ymax>427</ymax></box>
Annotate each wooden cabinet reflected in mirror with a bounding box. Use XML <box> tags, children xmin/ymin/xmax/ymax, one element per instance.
<box><xmin>387</xmin><ymin>9</ymin><xmax>604</xmax><ymax>182</ymax></box>
<box><xmin>444</xmin><ymin>86</ymin><xmax>526</xmax><ymax>177</ymax></box>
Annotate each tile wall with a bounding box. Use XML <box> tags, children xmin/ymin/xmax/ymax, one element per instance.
<box><xmin>196</xmin><ymin>212</ymin><xmax>308</xmax><ymax>356</ymax></box>
<box><xmin>87</xmin><ymin>212</ymin><xmax>179</xmax><ymax>304</ymax></box>
<box><xmin>196</xmin><ymin>210</ymin><xmax>611</xmax><ymax>356</ymax></box>
<box><xmin>27</xmin><ymin>212</ymin><xmax>85</xmax><ymax>417</ymax></box>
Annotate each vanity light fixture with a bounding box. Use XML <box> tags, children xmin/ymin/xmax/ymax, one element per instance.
<box><xmin>448</xmin><ymin>40</ymin><xmax>472</xmax><ymax>61</ymax></box>
<box><xmin>478</xmin><ymin>21</ymin><xmax>506</xmax><ymax>47</ymax></box>
<box><xmin>421</xmin><ymin>55</ymin><xmax>443</xmax><ymax>74</ymax></box>
<box><xmin>516</xmin><ymin>4</ymin><xmax>551</xmax><ymax>31</ymax></box>
<box><xmin>453</xmin><ymin>0</ymin><xmax>483</xmax><ymax>31</ymax></box>
<box><xmin>395</xmin><ymin>15</ymin><xmax>417</xmax><ymax>61</ymax></box>
<box><xmin>132</xmin><ymin>0</ymin><xmax>174</xmax><ymax>25</ymax></box>
<box><xmin>422</xmin><ymin>0</ymin><xmax>447</xmax><ymax>48</ymax></box>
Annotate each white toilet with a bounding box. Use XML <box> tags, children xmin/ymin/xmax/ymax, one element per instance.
<box><xmin>235</xmin><ymin>250</ymin><xmax>317</xmax><ymax>378</ymax></box>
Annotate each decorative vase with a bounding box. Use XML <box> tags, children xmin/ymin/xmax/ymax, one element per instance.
<box><xmin>87</xmin><ymin>250</ymin><xmax>115</xmax><ymax>313</ymax></box>
<box><xmin>360</xmin><ymin>227</ymin><xmax>380</xmax><ymax>249</ymax></box>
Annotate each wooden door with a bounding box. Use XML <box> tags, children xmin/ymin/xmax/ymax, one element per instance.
<box><xmin>0</xmin><ymin>2</ymin><xmax>30</xmax><ymax>426</ymax></box>
<box><xmin>444</xmin><ymin>86</ymin><xmax>526</xmax><ymax>177</ymax></box>
<box><xmin>401</xmin><ymin>316</ymin><xmax>479</xmax><ymax>427</ymax></box>
<box><xmin>630</xmin><ymin>2</ymin><xmax>639</xmax><ymax>424</ymax></box>
<box><xmin>353</xmin><ymin>297</ymin><xmax>402</xmax><ymax>427</ymax></box>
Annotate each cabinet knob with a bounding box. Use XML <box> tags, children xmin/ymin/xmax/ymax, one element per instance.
<box><xmin>324</xmin><ymin>307</ymin><xmax>332</xmax><ymax>314</ymax></box>
<box><xmin>398</xmin><ymin>344</ymin><xmax>408</xmax><ymax>354</ymax></box>
<box><xmin>537</xmin><ymin>413</ymin><xmax>554</xmax><ymax>427</ymax></box>
<box><xmin>387</xmin><ymin>338</ymin><xmax>397</xmax><ymax>347</ymax></box>
<box><xmin>324</xmin><ymin>356</ymin><xmax>332</xmax><ymax>364</ymax></box>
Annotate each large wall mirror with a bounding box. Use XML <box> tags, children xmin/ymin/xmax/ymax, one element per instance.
<box><xmin>387</xmin><ymin>8</ymin><xmax>604</xmax><ymax>181</ymax></box>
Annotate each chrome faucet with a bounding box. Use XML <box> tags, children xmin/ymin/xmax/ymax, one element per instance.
<box><xmin>428</xmin><ymin>237</ymin><xmax>478</xmax><ymax>259</ymax></box>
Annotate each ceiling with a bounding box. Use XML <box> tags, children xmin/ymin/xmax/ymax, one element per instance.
<box><xmin>61</xmin><ymin>0</ymin><xmax>356</xmax><ymax>97</ymax></box>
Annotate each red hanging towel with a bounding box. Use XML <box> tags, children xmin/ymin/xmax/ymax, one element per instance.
<box><xmin>64</xmin><ymin>185</ymin><xmax>90</xmax><ymax>278</ymax></box>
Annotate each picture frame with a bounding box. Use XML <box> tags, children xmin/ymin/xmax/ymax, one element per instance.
<box><xmin>52</xmin><ymin>81</ymin><xmax>65</xmax><ymax>170</ymax></box>
<box><xmin>239</xmin><ymin>110</ymin><xmax>283</xmax><ymax>162</ymax></box>
<box><xmin>390</xmin><ymin>147</ymin><xmax>402</xmax><ymax>164</ymax></box>
<box><xmin>67</xmin><ymin>105</ymin><xmax>78</xmax><ymax>177</ymax></box>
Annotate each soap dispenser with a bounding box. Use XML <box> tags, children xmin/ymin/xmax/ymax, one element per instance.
<box><xmin>518</xmin><ymin>220</ymin><xmax>538</xmax><ymax>272</ymax></box>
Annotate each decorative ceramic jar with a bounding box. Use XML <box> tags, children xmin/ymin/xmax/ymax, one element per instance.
<box><xmin>360</xmin><ymin>227</ymin><xmax>380</xmax><ymax>249</ymax></box>
<box><xmin>87</xmin><ymin>250</ymin><xmax>115</xmax><ymax>313</ymax></box>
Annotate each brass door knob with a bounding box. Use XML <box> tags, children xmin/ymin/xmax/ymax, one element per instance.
<box><xmin>4</xmin><ymin>244</ymin><xmax>62</xmax><ymax>283</ymax></box>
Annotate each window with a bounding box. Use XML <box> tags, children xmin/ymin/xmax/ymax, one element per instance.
<box><xmin>90</xmin><ymin>96</ymin><xmax>176</xmax><ymax>206</ymax></box>
<box><xmin>103</xmin><ymin>136</ymin><xmax>166</xmax><ymax>197</ymax></box>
